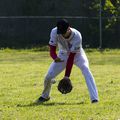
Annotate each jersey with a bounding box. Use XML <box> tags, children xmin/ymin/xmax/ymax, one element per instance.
<box><xmin>49</xmin><ymin>27</ymin><xmax>82</xmax><ymax>53</ymax></box>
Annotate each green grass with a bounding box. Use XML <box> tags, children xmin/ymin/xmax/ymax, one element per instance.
<box><xmin>0</xmin><ymin>49</ymin><xmax>120</xmax><ymax>120</ymax></box>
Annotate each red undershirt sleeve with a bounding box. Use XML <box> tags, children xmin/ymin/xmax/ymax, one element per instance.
<box><xmin>49</xmin><ymin>45</ymin><xmax>57</xmax><ymax>60</ymax></box>
<box><xmin>65</xmin><ymin>52</ymin><xmax>76</xmax><ymax>77</ymax></box>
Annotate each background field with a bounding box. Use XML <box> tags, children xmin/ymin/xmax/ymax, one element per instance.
<box><xmin>0</xmin><ymin>49</ymin><xmax>120</xmax><ymax>120</ymax></box>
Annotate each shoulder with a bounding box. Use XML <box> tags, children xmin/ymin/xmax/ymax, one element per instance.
<box><xmin>51</xmin><ymin>27</ymin><xmax>57</xmax><ymax>35</ymax></box>
<box><xmin>71</xmin><ymin>28</ymin><xmax>82</xmax><ymax>39</ymax></box>
<box><xmin>49</xmin><ymin>27</ymin><xmax>58</xmax><ymax>46</ymax></box>
<box><xmin>71</xmin><ymin>28</ymin><xmax>81</xmax><ymax>35</ymax></box>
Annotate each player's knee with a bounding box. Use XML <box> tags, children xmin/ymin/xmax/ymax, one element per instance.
<box><xmin>80</xmin><ymin>64</ymin><xmax>89</xmax><ymax>72</ymax></box>
<box><xmin>45</xmin><ymin>74</ymin><xmax>53</xmax><ymax>81</ymax></box>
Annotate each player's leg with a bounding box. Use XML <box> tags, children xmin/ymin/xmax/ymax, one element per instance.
<box><xmin>40</xmin><ymin>51</ymin><xmax>68</xmax><ymax>100</ymax></box>
<box><xmin>74</xmin><ymin>49</ymin><xmax>99</xmax><ymax>102</ymax></box>
<box><xmin>41</xmin><ymin>61</ymin><xmax>66</xmax><ymax>99</ymax></box>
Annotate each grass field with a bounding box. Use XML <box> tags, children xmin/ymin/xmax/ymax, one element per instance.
<box><xmin>0</xmin><ymin>49</ymin><xmax>120</xmax><ymax>120</ymax></box>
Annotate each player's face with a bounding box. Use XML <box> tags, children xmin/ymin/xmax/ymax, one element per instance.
<box><xmin>62</xmin><ymin>28</ymin><xmax>71</xmax><ymax>39</ymax></box>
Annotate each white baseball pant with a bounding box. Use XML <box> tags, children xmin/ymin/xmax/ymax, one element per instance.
<box><xmin>41</xmin><ymin>48</ymin><xmax>98</xmax><ymax>101</ymax></box>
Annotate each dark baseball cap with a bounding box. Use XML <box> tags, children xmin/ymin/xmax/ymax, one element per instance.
<box><xmin>57</xmin><ymin>19</ymin><xmax>69</xmax><ymax>34</ymax></box>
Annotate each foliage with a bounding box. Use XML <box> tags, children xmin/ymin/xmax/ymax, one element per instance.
<box><xmin>103</xmin><ymin>0</ymin><xmax>120</xmax><ymax>28</ymax></box>
<box><xmin>88</xmin><ymin>0</ymin><xmax>120</xmax><ymax>28</ymax></box>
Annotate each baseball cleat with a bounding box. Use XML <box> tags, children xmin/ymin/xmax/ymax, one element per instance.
<box><xmin>36</xmin><ymin>96</ymin><xmax>50</xmax><ymax>104</ymax></box>
<box><xmin>91</xmin><ymin>99</ymin><xmax>98</xmax><ymax>103</ymax></box>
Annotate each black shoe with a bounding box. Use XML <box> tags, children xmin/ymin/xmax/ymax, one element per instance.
<box><xmin>91</xmin><ymin>99</ymin><xmax>98</xmax><ymax>103</ymax></box>
<box><xmin>36</xmin><ymin>96</ymin><xmax>50</xmax><ymax>104</ymax></box>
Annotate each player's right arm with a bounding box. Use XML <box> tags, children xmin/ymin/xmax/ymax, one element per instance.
<box><xmin>49</xmin><ymin>28</ymin><xmax>64</xmax><ymax>62</ymax></box>
<box><xmin>49</xmin><ymin>45</ymin><xmax>64</xmax><ymax>62</ymax></box>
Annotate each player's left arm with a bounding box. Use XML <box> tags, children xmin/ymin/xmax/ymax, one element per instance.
<box><xmin>64</xmin><ymin>32</ymin><xmax>82</xmax><ymax>78</ymax></box>
<box><xmin>64</xmin><ymin>52</ymin><xmax>76</xmax><ymax>78</ymax></box>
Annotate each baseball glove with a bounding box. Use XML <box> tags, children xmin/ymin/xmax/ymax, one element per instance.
<box><xmin>57</xmin><ymin>78</ymin><xmax>73</xmax><ymax>94</ymax></box>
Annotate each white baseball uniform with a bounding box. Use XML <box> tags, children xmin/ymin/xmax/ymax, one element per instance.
<box><xmin>41</xmin><ymin>27</ymin><xmax>98</xmax><ymax>102</ymax></box>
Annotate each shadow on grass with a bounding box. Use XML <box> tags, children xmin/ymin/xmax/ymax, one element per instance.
<box><xmin>17</xmin><ymin>101</ymin><xmax>85</xmax><ymax>107</ymax></box>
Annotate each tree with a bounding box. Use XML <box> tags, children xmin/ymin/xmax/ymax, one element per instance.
<box><xmin>84</xmin><ymin>0</ymin><xmax>120</xmax><ymax>48</ymax></box>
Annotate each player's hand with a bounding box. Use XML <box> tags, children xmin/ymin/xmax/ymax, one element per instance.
<box><xmin>54</xmin><ymin>57</ymin><xmax>64</xmax><ymax>63</ymax></box>
<box><xmin>57</xmin><ymin>77</ymin><xmax>73</xmax><ymax>94</ymax></box>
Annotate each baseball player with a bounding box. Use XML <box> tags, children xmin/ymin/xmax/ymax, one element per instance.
<box><xmin>37</xmin><ymin>19</ymin><xmax>99</xmax><ymax>103</ymax></box>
